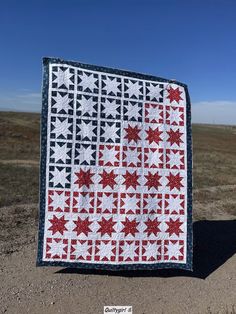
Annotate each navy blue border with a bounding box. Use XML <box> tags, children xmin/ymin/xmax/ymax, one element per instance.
<box><xmin>36</xmin><ymin>57</ymin><xmax>193</xmax><ymax>271</ymax></box>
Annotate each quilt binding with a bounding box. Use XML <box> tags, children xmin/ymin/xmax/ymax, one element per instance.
<box><xmin>36</xmin><ymin>57</ymin><xmax>193</xmax><ymax>271</ymax></box>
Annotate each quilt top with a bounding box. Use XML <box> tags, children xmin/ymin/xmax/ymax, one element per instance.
<box><xmin>37</xmin><ymin>58</ymin><xmax>192</xmax><ymax>270</ymax></box>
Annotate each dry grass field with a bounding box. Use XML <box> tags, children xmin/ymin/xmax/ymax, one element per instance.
<box><xmin>0</xmin><ymin>111</ymin><xmax>236</xmax><ymax>314</ymax></box>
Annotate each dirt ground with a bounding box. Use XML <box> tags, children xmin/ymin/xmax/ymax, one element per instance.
<box><xmin>0</xmin><ymin>112</ymin><xmax>236</xmax><ymax>314</ymax></box>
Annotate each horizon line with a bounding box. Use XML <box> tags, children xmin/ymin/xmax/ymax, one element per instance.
<box><xmin>1</xmin><ymin>109</ymin><xmax>235</xmax><ymax>127</ymax></box>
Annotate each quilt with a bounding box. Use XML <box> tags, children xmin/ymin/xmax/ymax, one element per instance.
<box><xmin>37</xmin><ymin>57</ymin><xmax>192</xmax><ymax>270</ymax></box>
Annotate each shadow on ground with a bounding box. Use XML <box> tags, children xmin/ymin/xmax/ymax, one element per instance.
<box><xmin>57</xmin><ymin>220</ymin><xmax>236</xmax><ymax>279</ymax></box>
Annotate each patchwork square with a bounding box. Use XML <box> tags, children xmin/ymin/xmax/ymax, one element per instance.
<box><xmin>164</xmin><ymin>240</ymin><xmax>184</xmax><ymax>261</ymax></box>
<box><xmin>97</xmin><ymin>169</ymin><xmax>120</xmax><ymax>191</ymax></box>
<box><xmin>76</xmin><ymin>119</ymin><xmax>98</xmax><ymax>142</ymax></box>
<box><xmin>166</xmin><ymin>149</ymin><xmax>185</xmax><ymax>170</ymax></box>
<box><xmin>100</xmin><ymin>97</ymin><xmax>121</xmax><ymax>120</ymax></box>
<box><xmin>73</xmin><ymin>168</ymin><xmax>95</xmax><ymax>191</ymax></box>
<box><xmin>144</xmin><ymin>103</ymin><xmax>164</xmax><ymax>124</ymax></box>
<box><xmin>72</xmin><ymin>192</ymin><xmax>95</xmax><ymax>213</ymax></box>
<box><xmin>166</xmin><ymin>126</ymin><xmax>185</xmax><ymax>149</ymax></box>
<box><xmin>77</xmin><ymin>70</ymin><xmax>99</xmax><ymax>94</ymax></box>
<box><xmin>164</xmin><ymin>194</ymin><xmax>185</xmax><ymax>215</ymax></box>
<box><xmin>76</xmin><ymin>94</ymin><xmax>98</xmax><ymax>118</ymax></box>
<box><xmin>100</xmin><ymin>121</ymin><xmax>121</xmax><ymax>143</ymax></box>
<box><xmin>38</xmin><ymin>58</ymin><xmax>192</xmax><ymax>271</ymax></box>
<box><xmin>123</xmin><ymin>122</ymin><xmax>143</xmax><ymax>147</ymax></box>
<box><xmin>123</xmin><ymin>100</ymin><xmax>142</xmax><ymax>122</ymax></box>
<box><xmin>50</xmin><ymin>116</ymin><xmax>73</xmax><ymax>140</ymax></box>
<box><xmin>51</xmin><ymin>91</ymin><xmax>74</xmax><ymax>115</ymax></box>
<box><xmin>144</xmin><ymin>147</ymin><xmax>164</xmax><ymax>168</ymax></box>
<box><xmin>143</xmin><ymin>193</ymin><xmax>162</xmax><ymax>214</ymax></box>
<box><xmin>118</xmin><ymin>241</ymin><xmax>140</xmax><ymax>262</ymax></box>
<box><xmin>49</xmin><ymin>141</ymin><xmax>72</xmax><ymax>164</ymax></box>
<box><xmin>45</xmin><ymin>238</ymin><xmax>68</xmax><ymax>260</ymax></box>
<box><xmin>124</xmin><ymin>79</ymin><xmax>143</xmax><ymax>100</ymax></box>
<box><xmin>95</xmin><ymin>240</ymin><xmax>117</xmax><ymax>262</ymax></box>
<box><xmin>51</xmin><ymin>66</ymin><xmax>75</xmax><ymax>90</ymax></box>
<box><xmin>144</xmin><ymin>124</ymin><xmax>164</xmax><ymax>147</ymax></box>
<box><xmin>101</xmin><ymin>75</ymin><xmax>122</xmax><ymax>97</ymax></box>
<box><xmin>165</xmin><ymin>86</ymin><xmax>185</xmax><ymax>107</ymax></box>
<box><xmin>120</xmin><ymin>193</ymin><xmax>141</xmax><ymax>214</ymax></box>
<box><xmin>166</xmin><ymin>105</ymin><xmax>184</xmax><ymax>126</ymax></box>
<box><xmin>99</xmin><ymin>145</ymin><xmax>120</xmax><ymax>167</ymax></box>
<box><xmin>70</xmin><ymin>240</ymin><xmax>93</xmax><ymax>261</ymax></box>
<box><xmin>122</xmin><ymin>146</ymin><xmax>142</xmax><ymax>167</ymax></box>
<box><xmin>96</xmin><ymin>192</ymin><xmax>119</xmax><ymax>214</ymax></box>
<box><xmin>49</xmin><ymin>166</ymin><xmax>71</xmax><ymax>188</ymax></box>
<box><xmin>74</xmin><ymin>143</ymin><xmax>97</xmax><ymax>165</ymax></box>
<box><xmin>141</xmin><ymin>240</ymin><xmax>162</xmax><ymax>261</ymax></box>
<box><xmin>48</xmin><ymin>190</ymin><xmax>71</xmax><ymax>212</ymax></box>
<box><xmin>145</xmin><ymin>82</ymin><xmax>164</xmax><ymax>102</ymax></box>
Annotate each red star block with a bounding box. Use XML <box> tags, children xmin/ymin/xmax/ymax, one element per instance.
<box><xmin>73</xmin><ymin>217</ymin><xmax>92</xmax><ymax>236</ymax></box>
<box><xmin>166</xmin><ymin>172</ymin><xmax>184</xmax><ymax>191</ymax></box>
<box><xmin>98</xmin><ymin>217</ymin><xmax>116</xmax><ymax>236</ymax></box>
<box><xmin>123</xmin><ymin>170</ymin><xmax>140</xmax><ymax>189</ymax></box>
<box><xmin>48</xmin><ymin>215</ymin><xmax>68</xmax><ymax>235</ymax></box>
<box><xmin>144</xmin><ymin>218</ymin><xmax>161</xmax><ymax>236</ymax></box>
<box><xmin>75</xmin><ymin>169</ymin><xmax>94</xmax><ymax>188</ymax></box>
<box><xmin>167</xmin><ymin>87</ymin><xmax>183</xmax><ymax>103</ymax></box>
<box><xmin>121</xmin><ymin>218</ymin><xmax>139</xmax><ymax>237</ymax></box>
<box><xmin>124</xmin><ymin>124</ymin><xmax>141</xmax><ymax>143</ymax></box>
<box><xmin>166</xmin><ymin>218</ymin><xmax>183</xmax><ymax>236</ymax></box>
<box><xmin>167</xmin><ymin>129</ymin><xmax>183</xmax><ymax>146</ymax></box>
<box><xmin>99</xmin><ymin>170</ymin><xmax>117</xmax><ymax>189</ymax></box>
<box><xmin>144</xmin><ymin>171</ymin><xmax>162</xmax><ymax>190</ymax></box>
<box><xmin>48</xmin><ymin>190</ymin><xmax>70</xmax><ymax>212</ymax></box>
<box><xmin>146</xmin><ymin>127</ymin><xmax>162</xmax><ymax>145</ymax></box>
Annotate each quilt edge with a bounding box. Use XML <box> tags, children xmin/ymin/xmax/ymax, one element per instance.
<box><xmin>42</xmin><ymin>56</ymin><xmax>188</xmax><ymax>88</ymax></box>
<box><xmin>36</xmin><ymin>58</ymin><xmax>49</xmax><ymax>266</ymax></box>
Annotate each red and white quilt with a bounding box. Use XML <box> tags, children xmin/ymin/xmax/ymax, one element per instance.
<box><xmin>37</xmin><ymin>58</ymin><xmax>192</xmax><ymax>270</ymax></box>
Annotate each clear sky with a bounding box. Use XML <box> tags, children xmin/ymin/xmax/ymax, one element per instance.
<box><xmin>1</xmin><ymin>0</ymin><xmax>235</xmax><ymax>124</ymax></box>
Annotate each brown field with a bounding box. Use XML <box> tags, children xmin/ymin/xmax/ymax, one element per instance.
<box><xmin>0</xmin><ymin>111</ymin><xmax>236</xmax><ymax>314</ymax></box>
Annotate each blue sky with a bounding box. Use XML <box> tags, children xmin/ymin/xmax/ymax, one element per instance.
<box><xmin>0</xmin><ymin>0</ymin><xmax>235</xmax><ymax>124</ymax></box>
